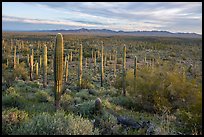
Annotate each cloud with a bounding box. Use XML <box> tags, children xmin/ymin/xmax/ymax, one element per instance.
<box><xmin>2</xmin><ymin>2</ymin><xmax>202</xmax><ymax>34</ymax></box>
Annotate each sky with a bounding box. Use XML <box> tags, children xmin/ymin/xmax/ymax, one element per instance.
<box><xmin>2</xmin><ymin>2</ymin><xmax>202</xmax><ymax>34</ymax></box>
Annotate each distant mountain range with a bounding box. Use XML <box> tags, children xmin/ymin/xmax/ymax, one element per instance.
<box><xmin>9</xmin><ymin>28</ymin><xmax>202</xmax><ymax>38</ymax></box>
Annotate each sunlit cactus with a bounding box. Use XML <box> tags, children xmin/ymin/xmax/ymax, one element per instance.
<box><xmin>36</xmin><ymin>61</ymin><xmax>38</xmax><ymax>79</ymax></box>
<box><xmin>78</xmin><ymin>44</ymin><xmax>83</xmax><ymax>88</ymax></box>
<box><xmin>65</xmin><ymin>60</ymin><xmax>69</xmax><ymax>82</ymax></box>
<box><xmin>122</xmin><ymin>45</ymin><xmax>126</xmax><ymax>96</ymax></box>
<box><xmin>70</xmin><ymin>51</ymin><xmax>72</xmax><ymax>62</ymax></box>
<box><xmin>54</xmin><ymin>33</ymin><xmax>64</xmax><ymax>110</ymax></box>
<box><xmin>30</xmin><ymin>55</ymin><xmax>33</xmax><ymax>81</ymax></box>
<box><xmin>17</xmin><ymin>54</ymin><xmax>19</xmax><ymax>65</ymax></box>
<box><xmin>101</xmin><ymin>42</ymin><xmax>104</xmax><ymax>87</ymax></box>
<box><xmin>94</xmin><ymin>50</ymin><xmax>97</xmax><ymax>72</ymax></box>
<box><xmin>43</xmin><ymin>45</ymin><xmax>47</xmax><ymax>88</ymax></box>
<box><xmin>13</xmin><ymin>46</ymin><xmax>16</xmax><ymax>69</ymax></box>
<box><xmin>114</xmin><ymin>50</ymin><xmax>117</xmax><ymax>77</ymax></box>
<box><xmin>27</xmin><ymin>54</ymin><xmax>29</xmax><ymax>67</ymax></box>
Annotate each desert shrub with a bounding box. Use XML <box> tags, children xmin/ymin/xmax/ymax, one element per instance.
<box><xmin>2</xmin><ymin>108</ymin><xmax>29</xmax><ymax>135</ymax></box>
<box><xmin>13</xmin><ymin>111</ymin><xmax>99</xmax><ymax>135</ymax></box>
<box><xmin>3</xmin><ymin>69</ymin><xmax>16</xmax><ymax>87</ymax></box>
<box><xmin>60</xmin><ymin>93</ymin><xmax>74</xmax><ymax>111</ymax></box>
<box><xmin>13</xmin><ymin>62</ymin><xmax>29</xmax><ymax>81</ymax></box>
<box><xmin>75</xmin><ymin>90</ymin><xmax>95</xmax><ymax>101</ymax></box>
<box><xmin>110</xmin><ymin>96</ymin><xmax>136</xmax><ymax>110</ymax></box>
<box><xmin>2</xmin><ymin>88</ymin><xmax>25</xmax><ymax>108</ymax></box>
<box><xmin>35</xmin><ymin>90</ymin><xmax>52</xmax><ymax>103</ymax></box>
<box><xmin>114</xmin><ymin>63</ymin><xmax>202</xmax><ymax>115</ymax></box>
<box><xmin>72</xmin><ymin>100</ymin><xmax>95</xmax><ymax>118</ymax></box>
<box><xmin>95</xmin><ymin>111</ymin><xmax>122</xmax><ymax>135</ymax></box>
<box><xmin>80</xmin><ymin>79</ymin><xmax>95</xmax><ymax>89</ymax></box>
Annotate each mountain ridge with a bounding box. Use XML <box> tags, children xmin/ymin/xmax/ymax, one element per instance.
<box><xmin>3</xmin><ymin>28</ymin><xmax>202</xmax><ymax>38</ymax></box>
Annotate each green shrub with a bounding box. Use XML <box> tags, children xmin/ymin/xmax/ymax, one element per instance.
<box><xmin>2</xmin><ymin>108</ymin><xmax>29</xmax><ymax>135</ymax></box>
<box><xmin>2</xmin><ymin>91</ymin><xmax>25</xmax><ymax>109</ymax></box>
<box><xmin>13</xmin><ymin>111</ymin><xmax>99</xmax><ymax>135</ymax></box>
<box><xmin>95</xmin><ymin>111</ymin><xmax>122</xmax><ymax>135</ymax></box>
<box><xmin>35</xmin><ymin>90</ymin><xmax>52</xmax><ymax>103</ymax></box>
<box><xmin>60</xmin><ymin>93</ymin><xmax>74</xmax><ymax>111</ymax></box>
<box><xmin>13</xmin><ymin>62</ymin><xmax>29</xmax><ymax>81</ymax></box>
<box><xmin>72</xmin><ymin>100</ymin><xmax>95</xmax><ymax>117</ymax></box>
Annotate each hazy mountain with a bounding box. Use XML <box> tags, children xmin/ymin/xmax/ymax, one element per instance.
<box><xmin>11</xmin><ymin>28</ymin><xmax>202</xmax><ymax>38</ymax></box>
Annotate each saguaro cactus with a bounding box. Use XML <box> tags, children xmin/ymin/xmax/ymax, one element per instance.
<box><xmin>43</xmin><ymin>45</ymin><xmax>47</xmax><ymax>88</ymax></box>
<box><xmin>114</xmin><ymin>50</ymin><xmax>117</xmax><ymax>77</ymax></box>
<box><xmin>70</xmin><ymin>51</ymin><xmax>72</xmax><ymax>62</ymax></box>
<box><xmin>39</xmin><ymin>55</ymin><xmax>42</xmax><ymax>68</ymax></box>
<box><xmin>54</xmin><ymin>33</ymin><xmax>64</xmax><ymax>110</ymax></box>
<box><xmin>7</xmin><ymin>59</ymin><xmax>9</xmax><ymax>67</ymax></box>
<box><xmin>122</xmin><ymin>45</ymin><xmax>126</xmax><ymax>96</ymax></box>
<box><xmin>134</xmin><ymin>56</ymin><xmax>137</xmax><ymax>79</ymax></box>
<box><xmin>30</xmin><ymin>55</ymin><xmax>33</xmax><ymax>81</ymax></box>
<box><xmin>134</xmin><ymin>56</ymin><xmax>137</xmax><ymax>92</ymax></box>
<box><xmin>101</xmin><ymin>42</ymin><xmax>104</xmax><ymax>87</ymax></box>
<box><xmin>78</xmin><ymin>44</ymin><xmax>83</xmax><ymax>88</ymax></box>
<box><xmin>27</xmin><ymin>54</ymin><xmax>30</xmax><ymax>67</ymax></box>
<box><xmin>13</xmin><ymin>46</ymin><xmax>16</xmax><ymax>69</ymax></box>
<box><xmin>94</xmin><ymin>50</ymin><xmax>97</xmax><ymax>72</ymax></box>
<box><xmin>17</xmin><ymin>54</ymin><xmax>19</xmax><ymax>65</ymax></box>
<box><xmin>65</xmin><ymin>60</ymin><xmax>69</xmax><ymax>82</ymax></box>
<box><xmin>36</xmin><ymin>61</ymin><xmax>38</xmax><ymax>79</ymax></box>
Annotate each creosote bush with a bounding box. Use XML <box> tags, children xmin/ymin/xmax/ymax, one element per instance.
<box><xmin>13</xmin><ymin>111</ymin><xmax>99</xmax><ymax>135</ymax></box>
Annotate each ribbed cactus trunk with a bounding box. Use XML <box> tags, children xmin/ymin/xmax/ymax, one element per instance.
<box><xmin>122</xmin><ymin>45</ymin><xmax>126</xmax><ymax>96</ymax></box>
<box><xmin>134</xmin><ymin>56</ymin><xmax>137</xmax><ymax>92</ymax></box>
<box><xmin>85</xmin><ymin>58</ymin><xmax>87</xmax><ymax>68</ymax></box>
<box><xmin>94</xmin><ymin>51</ymin><xmax>97</xmax><ymax>73</ymax></box>
<box><xmin>13</xmin><ymin>46</ymin><xmax>16</xmax><ymax>69</ymax></box>
<box><xmin>65</xmin><ymin>60</ymin><xmax>69</xmax><ymax>82</ymax></box>
<box><xmin>39</xmin><ymin>55</ymin><xmax>42</xmax><ymax>68</ymax></box>
<box><xmin>104</xmin><ymin>53</ymin><xmax>107</xmax><ymax>67</ymax></box>
<box><xmin>17</xmin><ymin>55</ymin><xmax>19</xmax><ymax>65</ymax></box>
<box><xmin>70</xmin><ymin>51</ymin><xmax>72</xmax><ymax>62</ymax></box>
<box><xmin>101</xmin><ymin>43</ymin><xmax>104</xmax><ymax>87</ymax></box>
<box><xmin>7</xmin><ymin>59</ymin><xmax>9</xmax><ymax>67</ymax></box>
<box><xmin>78</xmin><ymin>44</ymin><xmax>83</xmax><ymax>88</ymax></box>
<box><xmin>30</xmin><ymin>55</ymin><xmax>33</xmax><ymax>81</ymax></box>
<box><xmin>54</xmin><ymin>33</ymin><xmax>64</xmax><ymax>110</ymax></box>
<box><xmin>43</xmin><ymin>45</ymin><xmax>47</xmax><ymax>88</ymax></box>
<box><xmin>27</xmin><ymin>54</ymin><xmax>30</xmax><ymax>67</ymax></box>
<box><xmin>31</xmin><ymin>48</ymin><xmax>34</xmax><ymax>62</ymax></box>
<box><xmin>36</xmin><ymin>62</ymin><xmax>38</xmax><ymax>79</ymax></box>
<box><xmin>114</xmin><ymin>51</ymin><xmax>117</xmax><ymax>77</ymax></box>
<box><xmin>92</xmin><ymin>49</ymin><xmax>94</xmax><ymax>60</ymax></box>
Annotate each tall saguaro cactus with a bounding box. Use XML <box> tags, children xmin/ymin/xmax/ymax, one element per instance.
<box><xmin>13</xmin><ymin>46</ymin><xmax>16</xmax><ymax>69</ymax></box>
<box><xmin>114</xmin><ymin>50</ymin><xmax>117</xmax><ymax>77</ymax></box>
<box><xmin>78</xmin><ymin>44</ymin><xmax>83</xmax><ymax>88</ymax></box>
<box><xmin>101</xmin><ymin>42</ymin><xmax>104</xmax><ymax>87</ymax></box>
<box><xmin>30</xmin><ymin>55</ymin><xmax>33</xmax><ymax>81</ymax></box>
<box><xmin>134</xmin><ymin>56</ymin><xmax>137</xmax><ymax>79</ymax></box>
<box><xmin>36</xmin><ymin>61</ymin><xmax>38</xmax><ymax>79</ymax></box>
<box><xmin>65</xmin><ymin>60</ymin><xmax>69</xmax><ymax>82</ymax></box>
<box><xmin>122</xmin><ymin>45</ymin><xmax>126</xmax><ymax>96</ymax></box>
<box><xmin>134</xmin><ymin>56</ymin><xmax>137</xmax><ymax>92</ymax></box>
<box><xmin>94</xmin><ymin>50</ymin><xmax>97</xmax><ymax>73</ymax></box>
<box><xmin>43</xmin><ymin>45</ymin><xmax>47</xmax><ymax>88</ymax></box>
<box><xmin>70</xmin><ymin>51</ymin><xmax>72</xmax><ymax>62</ymax></box>
<box><xmin>54</xmin><ymin>33</ymin><xmax>64</xmax><ymax>110</ymax></box>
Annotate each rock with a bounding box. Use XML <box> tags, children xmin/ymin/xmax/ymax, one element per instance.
<box><xmin>95</xmin><ymin>98</ymin><xmax>102</xmax><ymax>111</ymax></box>
<box><xmin>64</xmin><ymin>88</ymin><xmax>72</xmax><ymax>93</ymax></box>
<box><xmin>117</xmin><ymin>116</ymin><xmax>141</xmax><ymax>130</ymax></box>
<box><xmin>88</xmin><ymin>89</ymin><xmax>97</xmax><ymax>95</ymax></box>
